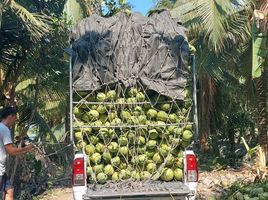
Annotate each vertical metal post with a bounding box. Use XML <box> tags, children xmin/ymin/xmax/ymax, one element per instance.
<box><xmin>69</xmin><ymin>52</ymin><xmax>74</xmax><ymax>143</ymax></box>
<box><xmin>191</xmin><ymin>54</ymin><xmax>199</xmax><ymax>140</ymax></box>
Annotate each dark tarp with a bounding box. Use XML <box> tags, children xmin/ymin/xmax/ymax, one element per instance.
<box><xmin>70</xmin><ymin>11</ymin><xmax>190</xmax><ymax>100</ymax></box>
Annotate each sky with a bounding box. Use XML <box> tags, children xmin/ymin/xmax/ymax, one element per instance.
<box><xmin>127</xmin><ymin>0</ymin><xmax>155</xmax><ymax>16</ymax></box>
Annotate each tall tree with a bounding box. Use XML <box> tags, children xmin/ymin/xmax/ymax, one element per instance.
<box><xmin>0</xmin><ymin>0</ymin><xmax>3</xmax><ymax>28</ymax></box>
<box><xmin>252</xmin><ymin>0</ymin><xmax>268</xmax><ymax>169</ymax></box>
<box><xmin>161</xmin><ymin>0</ymin><xmax>252</xmax><ymax>152</ymax></box>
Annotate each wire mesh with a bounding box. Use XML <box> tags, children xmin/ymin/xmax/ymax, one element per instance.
<box><xmin>72</xmin><ymin>80</ymin><xmax>193</xmax><ymax>185</ymax></box>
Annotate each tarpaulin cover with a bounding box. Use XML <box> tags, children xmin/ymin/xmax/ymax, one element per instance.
<box><xmin>70</xmin><ymin>11</ymin><xmax>190</xmax><ymax>100</ymax></box>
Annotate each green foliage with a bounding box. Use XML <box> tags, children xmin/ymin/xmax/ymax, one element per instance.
<box><xmin>102</xmin><ymin>0</ymin><xmax>132</xmax><ymax>17</ymax></box>
<box><xmin>0</xmin><ymin>0</ymin><xmax>70</xmax><ymax>165</ymax></box>
<box><xmin>64</xmin><ymin>0</ymin><xmax>84</xmax><ymax>26</ymax></box>
<box><xmin>221</xmin><ymin>180</ymin><xmax>268</xmax><ymax>200</ymax></box>
<box><xmin>155</xmin><ymin>0</ymin><xmax>176</xmax><ymax>9</ymax></box>
<box><xmin>1</xmin><ymin>0</ymin><xmax>51</xmax><ymax>41</ymax></box>
<box><xmin>170</xmin><ymin>0</ymin><xmax>252</xmax><ymax>52</ymax></box>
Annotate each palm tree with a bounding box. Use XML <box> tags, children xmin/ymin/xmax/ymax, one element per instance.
<box><xmin>162</xmin><ymin>0</ymin><xmax>267</xmax><ymax>168</ymax></box>
<box><xmin>252</xmin><ymin>0</ymin><xmax>268</xmax><ymax>169</ymax></box>
<box><xmin>0</xmin><ymin>0</ymin><xmax>49</xmax><ymax>41</ymax></box>
<box><xmin>156</xmin><ymin>0</ymin><xmax>251</xmax><ymax>152</ymax></box>
<box><xmin>0</xmin><ymin>0</ymin><xmax>2</xmax><ymax>28</ymax></box>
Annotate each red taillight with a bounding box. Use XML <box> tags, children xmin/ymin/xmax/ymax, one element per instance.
<box><xmin>72</xmin><ymin>158</ymin><xmax>85</xmax><ymax>186</ymax></box>
<box><xmin>186</xmin><ymin>154</ymin><xmax>198</xmax><ymax>182</ymax></box>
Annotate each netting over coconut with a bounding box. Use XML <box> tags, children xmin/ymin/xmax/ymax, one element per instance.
<box><xmin>71</xmin><ymin>11</ymin><xmax>193</xmax><ymax>185</ymax></box>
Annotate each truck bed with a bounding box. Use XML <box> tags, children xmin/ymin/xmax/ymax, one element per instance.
<box><xmin>83</xmin><ymin>181</ymin><xmax>190</xmax><ymax>200</ymax></box>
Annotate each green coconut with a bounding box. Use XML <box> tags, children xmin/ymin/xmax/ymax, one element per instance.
<box><xmin>96</xmin><ymin>93</ymin><xmax>106</xmax><ymax>102</ymax></box>
<box><xmin>156</xmin><ymin>111</ymin><xmax>169</xmax><ymax>122</ymax></box>
<box><xmin>159</xmin><ymin>144</ymin><xmax>171</xmax><ymax>157</ymax></box>
<box><xmin>182</xmin><ymin>130</ymin><xmax>193</xmax><ymax>141</ymax></box>
<box><xmin>128</xmin><ymin>88</ymin><xmax>139</xmax><ymax>97</ymax></box>
<box><xmin>153</xmin><ymin>153</ymin><xmax>163</xmax><ymax>164</ymax></box>
<box><xmin>112</xmin><ymin>172</ymin><xmax>119</xmax><ymax>181</ymax></box>
<box><xmin>89</xmin><ymin>136</ymin><xmax>99</xmax><ymax>145</ymax></box>
<box><xmin>102</xmin><ymin>151</ymin><xmax>112</xmax><ymax>163</ymax></box>
<box><xmin>93</xmin><ymin>164</ymin><xmax>104</xmax><ymax>174</ymax></box>
<box><xmin>140</xmin><ymin>171</ymin><xmax>151</xmax><ymax>180</ymax></box>
<box><xmin>104</xmin><ymin>164</ymin><xmax>115</xmax><ymax>176</ymax></box>
<box><xmin>85</xmin><ymin>144</ymin><xmax>95</xmax><ymax>156</ymax></box>
<box><xmin>147</xmin><ymin>109</ymin><xmax>158</xmax><ymax>119</ymax></box>
<box><xmin>106</xmin><ymin>90</ymin><xmax>117</xmax><ymax>100</ymax></box>
<box><xmin>136</xmin><ymin>92</ymin><xmax>145</xmax><ymax>102</ymax></box>
<box><xmin>147</xmin><ymin>140</ymin><xmax>157</xmax><ymax>150</ymax></box>
<box><xmin>148</xmin><ymin>129</ymin><xmax>158</xmax><ymax>140</ymax></box>
<box><xmin>175</xmin><ymin>157</ymin><xmax>183</xmax><ymax>168</ymax></box>
<box><xmin>174</xmin><ymin>168</ymin><xmax>183</xmax><ymax>181</ymax></box>
<box><xmin>97</xmin><ymin>172</ymin><xmax>107</xmax><ymax>184</ymax></box>
<box><xmin>74</xmin><ymin>131</ymin><xmax>83</xmax><ymax>140</ymax></box>
<box><xmin>119</xmin><ymin>146</ymin><xmax>129</xmax><ymax>156</ymax></box>
<box><xmin>96</xmin><ymin>143</ymin><xmax>105</xmax><ymax>153</ymax></box>
<box><xmin>91</xmin><ymin>120</ymin><xmax>102</xmax><ymax>131</ymax></box>
<box><xmin>160</xmin><ymin>103</ymin><xmax>171</xmax><ymax>112</ymax></box>
<box><xmin>138</xmin><ymin>136</ymin><xmax>146</xmax><ymax>145</ymax></box>
<box><xmin>118</xmin><ymin>136</ymin><xmax>128</xmax><ymax>146</ymax></box>
<box><xmin>168</xmin><ymin>114</ymin><xmax>178</xmax><ymax>123</ymax></box>
<box><xmin>146</xmin><ymin>163</ymin><xmax>157</xmax><ymax>173</ymax></box>
<box><xmin>88</xmin><ymin>110</ymin><xmax>100</xmax><ymax>121</ymax></box>
<box><xmin>120</xmin><ymin>110</ymin><xmax>132</xmax><ymax>121</ymax></box>
<box><xmin>161</xmin><ymin>168</ymin><xmax>174</xmax><ymax>181</ymax></box>
<box><xmin>90</xmin><ymin>153</ymin><xmax>102</xmax><ymax>164</ymax></box>
<box><xmin>111</xmin><ymin>156</ymin><xmax>121</xmax><ymax>167</ymax></box>
<box><xmin>108</xmin><ymin>142</ymin><xmax>119</xmax><ymax>153</ymax></box>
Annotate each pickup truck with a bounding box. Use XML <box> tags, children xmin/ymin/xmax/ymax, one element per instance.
<box><xmin>69</xmin><ymin>11</ymin><xmax>199</xmax><ymax>200</ymax></box>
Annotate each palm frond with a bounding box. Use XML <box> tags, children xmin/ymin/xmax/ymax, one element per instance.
<box><xmin>155</xmin><ymin>0</ymin><xmax>177</xmax><ymax>9</ymax></box>
<box><xmin>34</xmin><ymin>111</ymin><xmax>58</xmax><ymax>143</ymax></box>
<box><xmin>15</xmin><ymin>78</ymin><xmax>35</xmax><ymax>92</ymax></box>
<box><xmin>171</xmin><ymin>0</ymin><xmax>253</xmax><ymax>52</ymax></box>
<box><xmin>256</xmin><ymin>0</ymin><xmax>268</xmax><ymax>32</ymax></box>
<box><xmin>6</xmin><ymin>0</ymin><xmax>50</xmax><ymax>41</ymax></box>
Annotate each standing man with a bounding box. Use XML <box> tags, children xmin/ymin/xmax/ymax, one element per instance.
<box><xmin>0</xmin><ymin>107</ymin><xmax>33</xmax><ymax>200</ymax></box>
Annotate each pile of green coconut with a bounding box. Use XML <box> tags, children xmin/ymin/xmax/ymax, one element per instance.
<box><xmin>73</xmin><ymin>87</ymin><xmax>193</xmax><ymax>184</ymax></box>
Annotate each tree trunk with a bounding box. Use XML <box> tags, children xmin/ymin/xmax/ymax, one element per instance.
<box><xmin>252</xmin><ymin>0</ymin><xmax>268</xmax><ymax>170</ymax></box>
<box><xmin>255</xmin><ymin>69</ymin><xmax>267</xmax><ymax>168</ymax></box>
<box><xmin>0</xmin><ymin>0</ymin><xmax>3</xmax><ymax>30</ymax></box>
<box><xmin>199</xmin><ymin>74</ymin><xmax>216</xmax><ymax>152</ymax></box>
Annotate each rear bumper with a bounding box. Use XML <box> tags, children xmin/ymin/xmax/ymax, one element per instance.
<box><xmin>73</xmin><ymin>186</ymin><xmax>87</xmax><ymax>200</ymax></box>
<box><xmin>83</xmin><ymin>196</ymin><xmax>188</xmax><ymax>200</ymax></box>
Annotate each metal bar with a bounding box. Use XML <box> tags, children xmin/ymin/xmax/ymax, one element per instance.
<box><xmin>73</xmin><ymin>122</ymin><xmax>194</xmax><ymax>129</ymax></box>
<box><xmin>191</xmin><ymin>54</ymin><xmax>199</xmax><ymax>140</ymax></box>
<box><xmin>72</xmin><ymin>100</ymin><xmax>192</xmax><ymax>105</ymax></box>
<box><xmin>69</xmin><ymin>49</ymin><xmax>74</xmax><ymax>143</ymax></box>
<box><xmin>86</xmin><ymin>191</ymin><xmax>189</xmax><ymax>198</ymax></box>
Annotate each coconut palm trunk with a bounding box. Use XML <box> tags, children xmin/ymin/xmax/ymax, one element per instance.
<box><xmin>199</xmin><ymin>73</ymin><xmax>216</xmax><ymax>152</ymax></box>
<box><xmin>0</xmin><ymin>0</ymin><xmax>3</xmax><ymax>29</ymax></box>
<box><xmin>255</xmin><ymin>70</ymin><xmax>267</xmax><ymax>169</ymax></box>
<box><xmin>253</xmin><ymin>0</ymin><xmax>268</xmax><ymax>169</ymax></box>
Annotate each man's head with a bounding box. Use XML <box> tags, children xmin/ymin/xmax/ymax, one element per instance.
<box><xmin>0</xmin><ymin>106</ymin><xmax>17</xmax><ymax>127</ymax></box>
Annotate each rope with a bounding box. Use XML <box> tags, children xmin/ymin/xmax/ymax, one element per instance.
<box><xmin>72</xmin><ymin>82</ymin><xmax>193</xmax><ymax>185</ymax></box>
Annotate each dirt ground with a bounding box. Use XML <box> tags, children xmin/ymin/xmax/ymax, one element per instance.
<box><xmin>37</xmin><ymin>187</ymin><xmax>73</xmax><ymax>200</ymax></box>
<box><xmin>197</xmin><ymin>164</ymin><xmax>255</xmax><ymax>199</ymax></box>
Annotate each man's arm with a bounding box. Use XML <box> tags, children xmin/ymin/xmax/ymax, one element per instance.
<box><xmin>4</xmin><ymin>144</ymin><xmax>33</xmax><ymax>156</ymax></box>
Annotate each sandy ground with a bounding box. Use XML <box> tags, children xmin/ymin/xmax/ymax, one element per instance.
<box><xmin>38</xmin><ymin>187</ymin><xmax>73</xmax><ymax>200</ymax></box>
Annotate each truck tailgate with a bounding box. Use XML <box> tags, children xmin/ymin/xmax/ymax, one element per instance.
<box><xmin>83</xmin><ymin>181</ymin><xmax>190</xmax><ymax>200</ymax></box>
